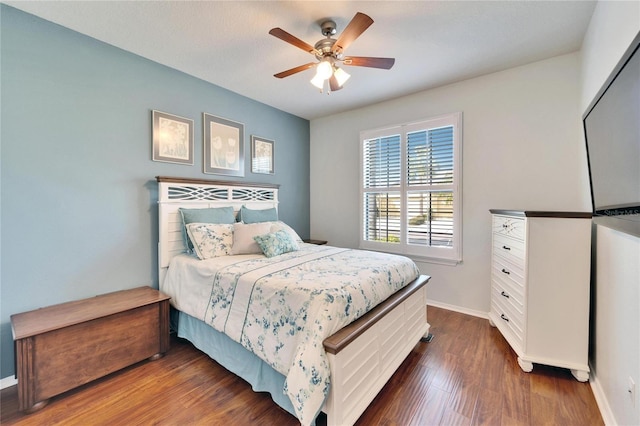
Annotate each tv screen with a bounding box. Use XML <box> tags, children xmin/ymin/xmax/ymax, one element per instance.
<box><xmin>583</xmin><ymin>34</ymin><xmax>640</xmax><ymax>223</ymax></box>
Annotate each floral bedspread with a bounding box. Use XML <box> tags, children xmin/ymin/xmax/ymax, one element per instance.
<box><xmin>165</xmin><ymin>244</ymin><xmax>419</xmax><ymax>425</ymax></box>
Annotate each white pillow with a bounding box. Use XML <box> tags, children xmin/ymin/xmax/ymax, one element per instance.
<box><xmin>232</xmin><ymin>222</ymin><xmax>272</xmax><ymax>255</ymax></box>
<box><xmin>269</xmin><ymin>221</ymin><xmax>303</xmax><ymax>243</ymax></box>
<box><xmin>186</xmin><ymin>223</ymin><xmax>234</xmax><ymax>260</ymax></box>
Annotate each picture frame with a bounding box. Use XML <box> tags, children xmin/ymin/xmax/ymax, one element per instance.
<box><xmin>251</xmin><ymin>135</ymin><xmax>275</xmax><ymax>174</ymax></box>
<box><xmin>151</xmin><ymin>110</ymin><xmax>194</xmax><ymax>165</ymax></box>
<box><xmin>203</xmin><ymin>113</ymin><xmax>244</xmax><ymax>177</ymax></box>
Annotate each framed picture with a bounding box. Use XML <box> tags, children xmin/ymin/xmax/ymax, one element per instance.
<box><xmin>151</xmin><ymin>110</ymin><xmax>194</xmax><ymax>165</ymax></box>
<box><xmin>203</xmin><ymin>113</ymin><xmax>244</xmax><ymax>177</ymax></box>
<box><xmin>251</xmin><ymin>135</ymin><xmax>275</xmax><ymax>174</ymax></box>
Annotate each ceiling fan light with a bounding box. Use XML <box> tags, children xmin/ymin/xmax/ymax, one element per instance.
<box><xmin>310</xmin><ymin>74</ymin><xmax>325</xmax><ymax>89</ymax></box>
<box><xmin>333</xmin><ymin>67</ymin><xmax>351</xmax><ymax>87</ymax></box>
<box><xmin>316</xmin><ymin>60</ymin><xmax>333</xmax><ymax>80</ymax></box>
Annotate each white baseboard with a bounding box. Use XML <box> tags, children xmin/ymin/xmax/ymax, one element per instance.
<box><xmin>426</xmin><ymin>299</ymin><xmax>489</xmax><ymax>320</ymax></box>
<box><xmin>1</xmin><ymin>375</ymin><xmax>17</xmax><ymax>390</ymax></box>
<box><xmin>589</xmin><ymin>365</ymin><xmax>615</xmax><ymax>425</ymax></box>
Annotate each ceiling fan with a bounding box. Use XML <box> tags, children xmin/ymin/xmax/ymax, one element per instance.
<box><xmin>269</xmin><ymin>12</ymin><xmax>395</xmax><ymax>93</ymax></box>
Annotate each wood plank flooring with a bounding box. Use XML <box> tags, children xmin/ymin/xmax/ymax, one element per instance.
<box><xmin>0</xmin><ymin>306</ymin><xmax>604</xmax><ymax>425</ymax></box>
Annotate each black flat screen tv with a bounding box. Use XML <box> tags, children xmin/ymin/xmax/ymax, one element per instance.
<box><xmin>583</xmin><ymin>32</ymin><xmax>640</xmax><ymax>234</ymax></box>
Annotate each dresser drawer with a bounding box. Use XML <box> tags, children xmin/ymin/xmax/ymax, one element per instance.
<box><xmin>491</xmin><ymin>300</ymin><xmax>524</xmax><ymax>341</ymax></box>
<box><xmin>491</xmin><ymin>295</ymin><xmax>524</xmax><ymax>346</ymax></box>
<box><xmin>493</xmin><ymin>215</ymin><xmax>525</xmax><ymax>241</ymax></box>
<box><xmin>491</xmin><ymin>254</ymin><xmax>525</xmax><ymax>290</ymax></box>
<box><xmin>491</xmin><ymin>271</ymin><xmax>525</xmax><ymax>310</ymax></box>
<box><xmin>493</xmin><ymin>234</ymin><xmax>525</xmax><ymax>264</ymax></box>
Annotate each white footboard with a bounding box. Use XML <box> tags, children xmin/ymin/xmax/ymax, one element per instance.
<box><xmin>323</xmin><ymin>277</ymin><xmax>430</xmax><ymax>426</ymax></box>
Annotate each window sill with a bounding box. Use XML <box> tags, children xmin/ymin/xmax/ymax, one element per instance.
<box><xmin>358</xmin><ymin>245</ymin><xmax>461</xmax><ymax>266</ymax></box>
<box><xmin>407</xmin><ymin>255</ymin><xmax>461</xmax><ymax>266</ymax></box>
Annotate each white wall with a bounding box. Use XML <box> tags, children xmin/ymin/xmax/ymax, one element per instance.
<box><xmin>310</xmin><ymin>52</ymin><xmax>590</xmax><ymax>315</ymax></box>
<box><xmin>592</xmin><ymin>225</ymin><xmax>640</xmax><ymax>425</ymax></box>
<box><xmin>580</xmin><ymin>1</ymin><xmax>640</xmax><ymax>113</ymax></box>
<box><xmin>579</xmin><ymin>2</ymin><xmax>640</xmax><ymax>425</ymax></box>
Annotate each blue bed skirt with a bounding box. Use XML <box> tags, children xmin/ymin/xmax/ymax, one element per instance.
<box><xmin>173</xmin><ymin>310</ymin><xmax>297</xmax><ymax>417</ymax></box>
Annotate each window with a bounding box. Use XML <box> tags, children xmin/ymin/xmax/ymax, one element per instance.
<box><xmin>360</xmin><ymin>112</ymin><xmax>462</xmax><ymax>264</ymax></box>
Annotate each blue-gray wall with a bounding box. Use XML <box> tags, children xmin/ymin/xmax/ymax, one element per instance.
<box><xmin>0</xmin><ymin>5</ymin><xmax>310</xmax><ymax>378</ymax></box>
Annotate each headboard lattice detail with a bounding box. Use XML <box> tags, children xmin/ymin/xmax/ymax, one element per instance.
<box><xmin>168</xmin><ymin>186</ymin><xmax>229</xmax><ymax>201</ymax></box>
<box><xmin>232</xmin><ymin>188</ymin><xmax>275</xmax><ymax>201</ymax></box>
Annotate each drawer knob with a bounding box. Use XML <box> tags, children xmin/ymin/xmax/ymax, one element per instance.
<box><xmin>501</xmin><ymin>291</ymin><xmax>510</xmax><ymax>298</ymax></box>
<box><xmin>502</xmin><ymin>224</ymin><xmax>508</xmax><ymax>228</ymax></box>
<box><xmin>500</xmin><ymin>314</ymin><xmax>510</xmax><ymax>322</ymax></box>
<box><xmin>502</xmin><ymin>245</ymin><xmax>511</xmax><ymax>251</ymax></box>
<box><xmin>501</xmin><ymin>268</ymin><xmax>510</xmax><ymax>275</ymax></box>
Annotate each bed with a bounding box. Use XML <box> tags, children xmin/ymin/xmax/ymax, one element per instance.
<box><xmin>156</xmin><ymin>176</ymin><xmax>430</xmax><ymax>426</ymax></box>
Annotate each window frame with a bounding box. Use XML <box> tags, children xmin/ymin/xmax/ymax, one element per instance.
<box><xmin>359</xmin><ymin>112</ymin><xmax>463</xmax><ymax>265</ymax></box>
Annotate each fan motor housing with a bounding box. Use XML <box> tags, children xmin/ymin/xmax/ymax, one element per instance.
<box><xmin>314</xmin><ymin>38</ymin><xmax>337</xmax><ymax>56</ymax></box>
<box><xmin>315</xmin><ymin>20</ymin><xmax>342</xmax><ymax>60</ymax></box>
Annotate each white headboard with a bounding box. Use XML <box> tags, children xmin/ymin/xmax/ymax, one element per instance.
<box><xmin>156</xmin><ymin>176</ymin><xmax>279</xmax><ymax>283</ymax></box>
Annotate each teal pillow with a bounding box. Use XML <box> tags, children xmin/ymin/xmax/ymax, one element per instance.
<box><xmin>179</xmin><ymin>207</ymin><xmax>235</xmax><ymax>251</ymax></box>
<box><xmin>253</xmin><ymin>230</ymin><xmax>299</xmax><ymax>258</ymax></box>
<box><xmin>238</xmin><ymin>206</ymin><xmax>278</xmax><ymax>224</ymax></box>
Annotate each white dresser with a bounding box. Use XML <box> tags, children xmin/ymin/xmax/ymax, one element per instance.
<box><xmin>488</xmin><ymin>210</ymin><xmax>592</xmax><ymax>381</ymax></box>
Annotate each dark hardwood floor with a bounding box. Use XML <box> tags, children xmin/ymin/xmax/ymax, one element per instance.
<box><xmin>0</xmin><ymin>306</ymin><xmax>603</xmax><ymax>425</ymax></box>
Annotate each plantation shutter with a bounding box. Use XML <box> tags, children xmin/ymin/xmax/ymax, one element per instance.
<box><xmin>407</xmin><ymin>126</ymin><xmax>454</xmax><ymax>186</ymax></box>
<box><xmin>363</xmin><ymin>135</ymin><xmax>401</xmax><ymax>243</ymax></box>
<box><xmin>406</xmin><ymin>126</ymin><xmax>454</xmax><ymax>247</ymax></box>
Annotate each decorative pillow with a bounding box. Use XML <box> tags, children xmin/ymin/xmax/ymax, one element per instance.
<box><xmin>237</xmin><ymin>206</ymin><xmax>278</xmax><ymax>224</ymax></box>
<box><xmin>186</xmin><ymin>223</ymin><xmax>234</xmax><ymax>260</ymax></box>
<box><xmin>253</xmin><ymin>230</ymin><xmax>300</xmax><ymax>258</ymax></box>
<box><xmin>231</xmin><ymin>222</ymin><xmax>272</xmax><ymax>255</ymax></box>
<box><xmin>269</xmin><ymin>221</ymin><xmax>303</xmax><ymax>243</ymax></box>
<box><xmin>179</xmin><ymin>207</ymin><xmax>235</xmax><ymax>251</ymax></box>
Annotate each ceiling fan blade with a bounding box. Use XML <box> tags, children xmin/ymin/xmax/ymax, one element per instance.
<box><xmin>343</xmin><ymin>56</ymin><xmax>395</xmax><ymax>70</ymax></box>
<box><xmin>329</xmin><ymin>75</ymin><xmax>343</xmax><ymax>92</ymax></box>
<box><xmin>269</xmin><ymin>28</ymin><xmax>317</xmax><ymax>54</ymax></box>
<box><xmin>274</xmin><ymin>62</ymin><xmax>317</xmax><ymax>79</ymax></box>
<box><xmin>332</xmin><ymin>12</ymin><xmax>374</xmax><ymax>53</ymax></box>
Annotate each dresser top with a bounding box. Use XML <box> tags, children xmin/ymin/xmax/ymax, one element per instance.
<box><xmin>490</xmin><ymin>209</ymin><xmax>593</xmax><ymax>219</ymax></box>
<box><xmin>11</xmin><ymin>286</ymin><xmax>170</xmax><ymax>339</ymax></box>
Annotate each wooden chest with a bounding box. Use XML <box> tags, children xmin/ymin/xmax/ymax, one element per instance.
<box><xmin>11</xmin><ymin>286</ymin><xmax>170</xmax><ymax>412</ymax></box>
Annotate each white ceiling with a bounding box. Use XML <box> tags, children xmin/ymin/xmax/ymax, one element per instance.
<box><xmin>5</xmin><ymin>1</ymin><xmax>597</xmax><ymax>120</ymax></box>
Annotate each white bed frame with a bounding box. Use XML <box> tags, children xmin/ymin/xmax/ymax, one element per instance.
<box><xmin>156</xmin><ymin>176</ymin><xmax>430</xmax><ymax>426</ymax></box>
